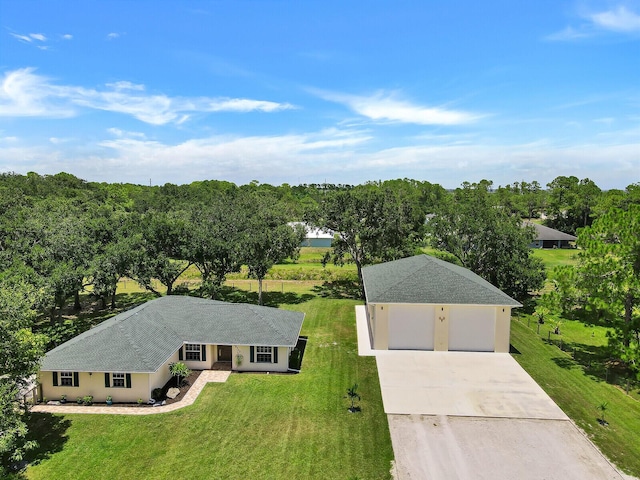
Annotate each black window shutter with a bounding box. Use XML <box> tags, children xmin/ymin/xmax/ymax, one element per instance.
<box><xmin>52</xmin><ymin>372</ymin><xmax>58</xmax><ymax>386</ymax></box>
<box><xmin>273</xmin><ymin>347</ymin><xmax>278</xmax><ymax>364</ymax></box>
<box><xmin>250</xmin><ymin>346</ymin><xmax>255</xmax><ymax>363</ymax></box>
<box><xmin>74</xmin><ymin>372</ymin><xmax>79</xmax><ymax>387</ymax></box>
<box><xmin>104</xmin><ymin>373</ymin><xmax>110</xmax><ymax>388</ymax></box>
<box><xmin>178</xmin><ymin>346</ymin><xmax>183</xmax><ymax>361</ymax></box>
<box><xmin>201</xmin><ymin>344</ymin><xmax>206</xmax><ymax>362</ymax></box>
<box><xmin>125</xmin><ymin>373</ymin><xmax>132</xmax><ymax>388</ymax></box>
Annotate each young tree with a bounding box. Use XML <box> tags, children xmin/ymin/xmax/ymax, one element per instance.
<box><xmin>169</xmin><ymin>362</ymin><xmax>191</xmax><ymax>387</ymax></box>
<box><xmin>345</xmin><ymin>383</ymin><xmax>361</xmax><ymax>413</ymax></box>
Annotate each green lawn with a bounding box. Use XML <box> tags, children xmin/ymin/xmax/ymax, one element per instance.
<box><xmin>24</xmin><ymin>297</ymin><xmax>393</xmax><ymax>480</ymax></box>
<box><xmin>531</xmin><ymin>248</ymin><xmax>579</xmax><ymax>269</ymax></box>
<box><xmin>511</xmin><ymin>318</ymin><xmax>640</xmax><ymax>476</ymax></box>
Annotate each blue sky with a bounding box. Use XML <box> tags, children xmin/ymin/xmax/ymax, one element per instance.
<box><xmin>1</xmin><ymin>1</ymin><xmax>638</xmax><ymax>189</ymax></box>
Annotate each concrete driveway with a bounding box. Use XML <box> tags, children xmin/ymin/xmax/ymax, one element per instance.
<box><xmin>354</xmin><ymin>306</ymin><xmax>629</xmax><ymax>480</ymax></box>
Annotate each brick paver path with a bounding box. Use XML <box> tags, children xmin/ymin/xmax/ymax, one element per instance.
<box><xmin>31</xmin><ymin>370</ymin><xmax>231</xmax><ymax>415</ymax></box>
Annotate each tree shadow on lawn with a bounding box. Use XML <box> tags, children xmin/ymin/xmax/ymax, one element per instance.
<box><xmin>312</xmin><ymin>280</ymin><xmax>362</xmax><ymax>300</ymax></box>
<box><xmin>550</xmin><ymin>340</ymin><xmax>609</xmax><ymax>373</ymax></box>
<box><xmin>550</xmin><ymin>341</ymin><xmax>637</xmax><ymax>389</ymax></box>
<box><xmin>216</xmin><ymin>286</ymin><xmax>315</xmax><ymax>307</ymax></box>
<box><xmin>19</xmin><ymin>412</ymin><xmax>71</xmax><ymax>473</ymax></box>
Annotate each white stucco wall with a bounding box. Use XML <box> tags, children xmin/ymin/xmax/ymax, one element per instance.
<box><xmin>369</xmin><ymin>302</ymin><xmax>513</xmax><ymax>353</ymax></box>
<box><xmin>40</xmin><ymin>371</ymin><xmax>151</xmax><ymax>404</ymax></box>
<box><xmin>233</xmin><ymin>345</ymin><xmax>290</xmax><ymax>372</ymax></box>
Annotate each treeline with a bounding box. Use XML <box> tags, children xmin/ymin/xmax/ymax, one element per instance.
<box><xmin>1</xmin><ymin>172</ymin><xmax>638</xmax><ymax>317</ymax></box>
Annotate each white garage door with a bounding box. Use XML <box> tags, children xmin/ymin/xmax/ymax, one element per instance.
<box><xmin>449</xmin><ymin>306</ymin><xmax>496</xmax><ymax>352</ymax></box>
<box><xmin>388</xmin><ymin>305</ymin><xmax>435</xmax><ymax>350</ymax></box>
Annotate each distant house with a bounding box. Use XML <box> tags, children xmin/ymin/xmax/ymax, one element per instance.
<box><xmin>290</xmin><ymin>222</ymin><xmax>334</xmax><ymax>247</ymax></box>
<box><xmin>39</xmin><ymin>296</ymin><xmax>304</xmax><ymax>403</ymax></box>
<box><xmin>362</xmin><ymin>255</ymin><xmax>521</xmax><ymax>353</ymax></box>
<box><xmin>523</xmin><ymin>221</ymin><xmax>577</xmax><ymax>249</ymax></box>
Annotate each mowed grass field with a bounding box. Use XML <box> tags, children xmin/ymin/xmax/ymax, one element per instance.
<box><xmin>511</xmin><ymin>319</ymin><xmax>640</xmax><ymax>476</ymax></box>
<box><xmin>25</xmin><ymin>297</ymin><xmax>394</xmax><ymax>480</ymax></box>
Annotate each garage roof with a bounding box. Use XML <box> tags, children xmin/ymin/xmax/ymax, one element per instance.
<box><xmin>362</xmin><ymin>254</ymin><xmax>522</xmax><ymax>307</ymax></box>
<box><xmin>41</xmin><ymin>296</ymin><xmax>305</xmax><ymax>373</ymax></box>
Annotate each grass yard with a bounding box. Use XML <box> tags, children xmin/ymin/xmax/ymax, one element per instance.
<box><xmin>511</xmin><ymin>318</ymin><xmax>640</xmax><ymax>477</ymax></box>
<box><xmin>24</xmin><ymin>297</ymin><xmax>394</xmax><ymax>480</ymax></box>
<box><xmin>531</xmin><ymin>248</ymin><xmax>579</xmax><ymax>269</ymax></box>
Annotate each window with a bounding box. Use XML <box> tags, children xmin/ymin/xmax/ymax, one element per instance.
<box><xmin>105</xmin><ymin>373</ymin><xmax>131</xmax><ymax>389</ymax></box>
<box><xmin>112</xmin><ymin>373</ymin><xmax>125</xmax><ymax>388</ymax></box>
<box><xmin>256</xmin><ymin>346</ymin><xmax>273</xmax><ymax>363</ymax></box>
<box><xmin>185</xmin><ymin>343</ymin><xmax>201</xmax><ymax>361</ymax></box>
<box><xmin>60</xmin><ymin>371</ymin><xmax>73</xmax><ymax>386</ymax></box>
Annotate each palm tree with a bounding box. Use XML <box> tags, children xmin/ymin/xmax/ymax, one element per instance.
<box><xmin>597</xmin><ymin>401</ymin><xmax>608</xmax><ymax>425</ymax></box>
<box><xmin>346</xmin><ymin>383</ymin><xmax>361</xmax><ymax>412</ymax></box>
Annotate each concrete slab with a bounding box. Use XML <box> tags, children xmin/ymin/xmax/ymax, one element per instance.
<box><xmin>355</xmin><ymin>306</ymin><xmax>631</xmax><ymax>479</ymax></box>
<box><xmin>375</xmin><ymin>350</ymin><xmax>567</xmax><ymax>419</ymax></box>
<box><xmin>355</xmin><ymin>305</ymin><xmax>375</xmax><ymax>356</ymax></box>
<box><xmin>388</xmin><ymin>415</ymin><xmax>625</xmax><ymax>480</ymax></box>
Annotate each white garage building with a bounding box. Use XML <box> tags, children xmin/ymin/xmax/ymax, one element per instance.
<box><xmin>362</xmin><ymin>255</ymin><xmax>522</xmax><ymax>353</ymax></box>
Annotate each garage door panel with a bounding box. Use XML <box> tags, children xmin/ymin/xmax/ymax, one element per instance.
<box><xmin>449</xmin><ymin>306</ymin><xmax>495</xmax><ymax>352</ymax></box>
<box><xmin>389</xmin><ymin>305</ymin><xmax>434</xmax><ymax>350</ymax></box>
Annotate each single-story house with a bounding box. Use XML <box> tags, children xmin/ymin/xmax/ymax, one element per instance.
<box><xmin>523</xmin><ymin>221</ymin><xmax>577</xmax><ymax>249</ymax></box>
<box><xmin>289</xmin><ymin>222</ymin><xmax>334</xmax><ymax>247</ymax></box>
<box><xmin>39</xmin><ymin>296</ymin><xmax>305</xmax><ymax>403</ymax></box>
<box><xmin>362</xmin><ymin>255</ymin><xmax>521</xmax><ymax>353</ymax></box>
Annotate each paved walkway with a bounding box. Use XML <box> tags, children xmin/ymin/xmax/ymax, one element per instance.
<box><xmin>31</xmin><ymin>370</ymin><xmax>230</xmax><ymax>415</ymax></box>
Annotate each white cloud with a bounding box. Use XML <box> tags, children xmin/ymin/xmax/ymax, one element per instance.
<box><xmin>106</xmin><ymin>33</ymin><xmax>120</xmax><ymax>40</ymax></box>
<box><xmin>49</xmin><ymin>137</ymin><xmax>74</xmax><ymax>144</ymax></box>
<box><xmin>10</xmin><ymin>33</ymin><xmax>33</xmax><ymax>43</ymax></box>
<box><xmin>106</xmin><ymin>81</ymin><xmax>145</xmax><ymax>91</ymax></box>
<box><xmin>544</xmin><ymin>26</ymin><xmax>590</xmax><ymax>41</ymax></box>
<box><xmin>0</xmin><ymin>129</ymin><xmax>637</xmax><ymax>189</ymax></box>
<box><xmin>0</xmin><ymin>68</ymin><xmax>76</xmax><ymax>117</ymax></box>
<box><xmin>0</xmin><ymin>68</ymin><xmax>296</xmax><ymax>124</ymax></box>
<box><xmin>10</xmin><ymin>32</ymin><xmax>48</xmax><ymax>44</ymax></box>
<box><xmin>107</xmin><ymin>128</ymin><xmax>146</xmax><ymax>138</ymax></box>
<box><xmin>207</xmin><ymin>98</ymin><xmax>295</xmax><ymax>113</ymax></box>
<box><xmin>314</xmin><ymin>89</ymin><xmax>481</xmax><ymax>125</ymax></box>
<box><xmin>593</xmin><ymin>117</ymin><xmax>615</xmax><ymax>124</ymax></box>
<box><xmin>547</xmin><ymin>5</ymin><xmax>640</xmax><ymax>40</ymax></box>
<box><xmin>591</xmin><ymin>6</ymin><xmax>640</xmax><ymax>32</ymax></box>
<box><xmin>62</xmin><ymin>34</ymin><xmax>73</xmax><ymax>40</ymax></box>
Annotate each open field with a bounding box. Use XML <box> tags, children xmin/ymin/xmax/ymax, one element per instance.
<box><xmin>24</xmin><ymin>297</ymin><xmax>393</xmax><ymax>480</ymax></box>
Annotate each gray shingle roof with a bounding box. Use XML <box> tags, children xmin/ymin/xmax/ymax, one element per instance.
<box><xmin>362</xmin><ymin>254</ymin><xmax>522</xmax><ymax>307</ymax></box>
<box><xmin>41</xmin><ymin>296</ymin><xmax>305</xmax><ymax>373</ymax></box>
<box><xmin>523</xmin><ymin>221</ymin><xmax>577</xmax><ymax>241</ymax></box>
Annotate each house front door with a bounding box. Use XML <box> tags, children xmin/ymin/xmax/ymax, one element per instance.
<box><xmin>217</xmin><ymin>345</ymin><xmax>232</xmax><ymax>362</ymax></box>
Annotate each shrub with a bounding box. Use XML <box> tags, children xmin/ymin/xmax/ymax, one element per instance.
<box><xmin>151</xmin><ymin>388</ymin><xmax>163</xmax><ymax>400</ymax></box>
